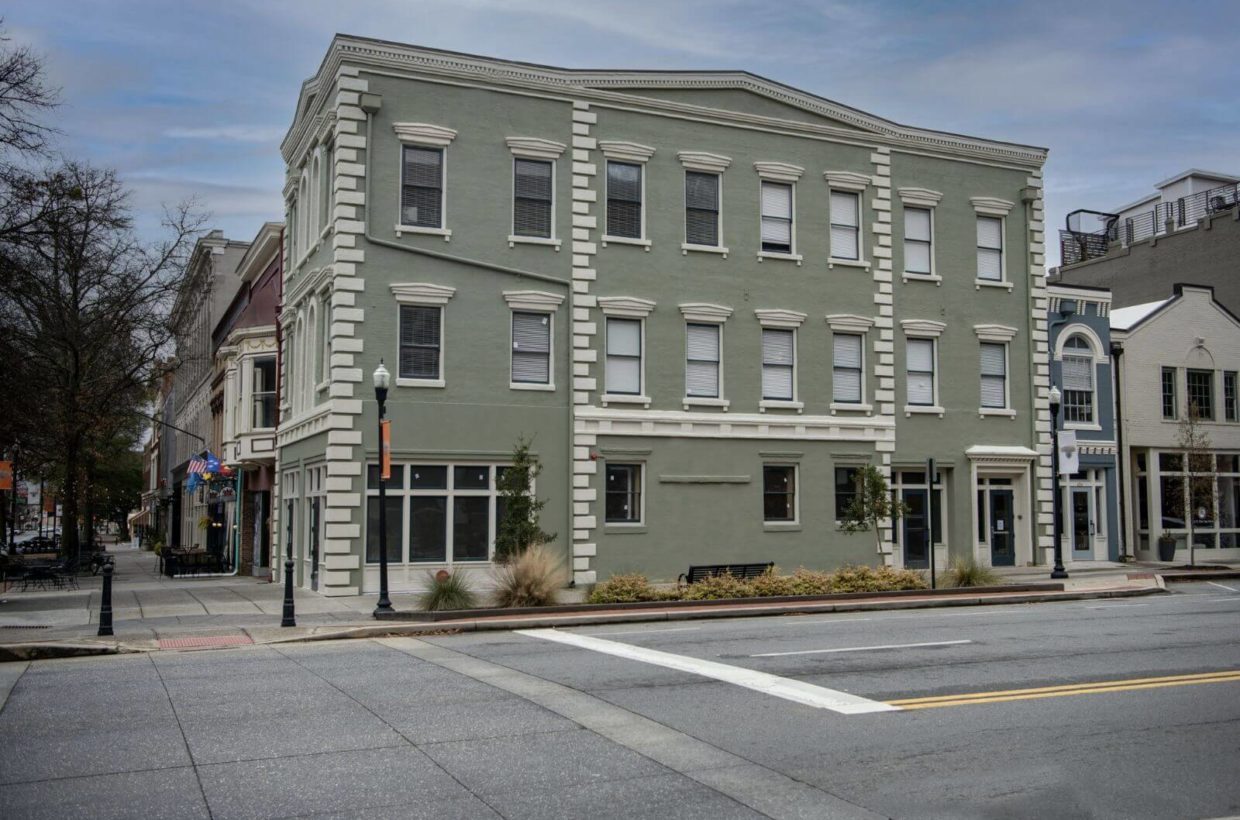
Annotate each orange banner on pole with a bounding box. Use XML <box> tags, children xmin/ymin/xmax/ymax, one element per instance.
<box><xmin>0</xmin><ymin>461</ymin><xmax>11</xmax><ymax>491</ymax></box>
<box><xmin>380</xmin><ymin>420</ymin><xmax>392</xmax><ymax>480</ymax></box>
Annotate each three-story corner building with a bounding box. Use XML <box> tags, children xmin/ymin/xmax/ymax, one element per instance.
<box><xmin>1047</xmin><ymin>285</ymin><xmax>1120</xmax><ymax>562</ymax></box>
<box><xmin>277</xmin><ymin>36</ymin><xmax>1052</xmax><ymax>597</ymax></box>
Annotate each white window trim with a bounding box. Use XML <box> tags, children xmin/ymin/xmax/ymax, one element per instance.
<box><xmin>507</xmin><ymin>137</ymin><xmax>565</xmax><ymax>250</ymax></box>
<box><xmin>601</xmin><ymin>142</ymin><xmax>655</xmax><ymax>248</ymax></box>
<box><xmin>680</xmin><ymin>164</ymin><xmax>728</xmax><ymax>257</ymax></box>
<box><xmin>683</xmin><ymin>321</ymin><xmax>727</xmax><ymax>410</ymax></box>
<box><xmin>394</xmin><ymin>124</ymin><xmax>457</xmax><ymax>241</ymax></box>
<box><xmin>902</xmin><ymin>321</ymin><xmax>945</xmax><ymax>417</ymax></box>
<box><xmin>599</xmin><ymin>301</ymin><xmax>653</xmax><ymax>407</ymax></box>
<box><xmin>762</xmin><ymin>462</ymin><xmax>801</xmax><ymax>529</ymax></box>
<box><xmin>508</xmin><ymin>309</ymin><xmax>557</xmax><ymax>393</ymax></box>
<box><xmin>391</xmin><ymin>283</ymin><xmax>456</xmax><ymax>388</ymax></box>
<box><xmin>756</xmin><ymin>309</ymin><xmax>806</xmax><ymax>412</ymax></box>
<box><xmin>315</xmin><ymin>287</ymin><xmax>331</xmax><ymax>395</ymax></box>
<box><xmin>898</xmin><ymin>189</ymin><xmax>940</xmax><ymax>284</ymax></box>
<box><xmin>603</xmin><ymin>461</ymin><xmax>646</xmax><ymax>527</ymax></box>
<box><xmin>829</xmin><ymin>331</ymin><xmax>870</xmax><ymax>414</ymax></box>
<box><xmin>978</xmin><ymin>341</ymin><xmax>1015</xmax><ymax>418</ymax></box>
<box><xmin>824</xmin><ymin>171</ymin><xmax>871</xmax><ymax>270</ymax></box>
<box><xmin>680</xmin><ymin>303</ymin><xmax>733</xmax><ymax>410</ymax></box>
<box><xmin>755</xmin><ymin>162</ymin><xmax>804</xmax><ymax>265</ymax></box>
<box><xmin>1055</xmin><ymin>326</ymin><xmax>1105</xmax><ymax>431</ymax></box>
<box><xmin>971</xmin><ymin>197</ymin><xmax>1014</xmax><ymax>289</ymax></box>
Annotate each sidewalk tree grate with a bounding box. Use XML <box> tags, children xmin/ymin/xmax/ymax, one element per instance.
<box><xmin>158</xmin><ymin>635</ymin><xmax>254</xmax><ymax>649</ymax></box>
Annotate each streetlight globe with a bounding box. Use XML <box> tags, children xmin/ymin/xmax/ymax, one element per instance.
<box><xmin>1048</xmin><ymin>385</ymin><xmax>1061</xmax><ymax>406</ymax></box>
<box><xmin>373</xmin><ymin>361</ymin><xmax>391</xmax><ymax>391</ymax></box>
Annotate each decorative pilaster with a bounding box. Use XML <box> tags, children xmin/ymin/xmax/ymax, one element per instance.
<box><xmin>1027</xmin><ymin>171</ymin><xmax>1054</xmax><ymax>556</ymax></box>
<box><xmin>570</xmin><ymin>101</ymin><xmax>599</xmax><ymax>585</ymax></box>
<box><xmin>870</xmin><ymin>147</ymin><xmax>897</xmax><ymax>565</ymax></box>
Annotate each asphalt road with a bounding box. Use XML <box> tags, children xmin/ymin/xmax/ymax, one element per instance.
<box><xmin>1</xmin><ymin>581</ymin><xmax>1237</xmax><ymax>819</ymax></box>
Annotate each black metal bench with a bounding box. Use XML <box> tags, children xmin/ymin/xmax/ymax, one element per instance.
<box><xmin>678</xmin><ymin>562</ymin><xmax>774</xmax><ymax>587</ymax></box>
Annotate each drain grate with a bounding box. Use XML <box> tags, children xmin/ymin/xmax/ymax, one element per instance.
<box><xmin>0</xmin><ymin>624</ymin><xmax>52</xmax><ymax>629</ymax></box>
<box><xmin>158</xmin><ymin>635</ymin><xmax>254</xmax><ymax>649</ymax></box>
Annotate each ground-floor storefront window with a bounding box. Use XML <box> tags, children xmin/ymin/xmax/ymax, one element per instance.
<box><xmin>1134</xmin><ymin>450</ymin><xmax>1240</xmax><ymax>551</ymax></box>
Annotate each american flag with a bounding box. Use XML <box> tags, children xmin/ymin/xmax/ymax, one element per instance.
<box><xmin>187</xmin><ymin>456</ymin><xmax>208</xmax><ymax>475</ymax></box>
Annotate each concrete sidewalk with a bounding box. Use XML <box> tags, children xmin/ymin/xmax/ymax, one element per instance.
<box><xmin>3</xmin><ymin>545</ymin><xmax>1204</xmax><ymax>661</ymax></box>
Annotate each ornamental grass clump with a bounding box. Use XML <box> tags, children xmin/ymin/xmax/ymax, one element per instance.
<box><xmin>418</xmin><ymin>571</ymin><xmax>478</xmax><ymax>612</ymax></box>
<box><xmin>493</xmin><ymin>544</ymin><xmax>566</xmax><ymax>608</ymax></box>
<box><xmin>943</xmin><ymin>555</ymin><xmax>1003</xmax><ymax>588</ymax></box>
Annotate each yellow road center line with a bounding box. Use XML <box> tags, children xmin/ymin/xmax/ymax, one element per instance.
<box><xmin>887</xmin><ymin>670</ymin><xmax>1240</xmax><ymax>710</ymax></box>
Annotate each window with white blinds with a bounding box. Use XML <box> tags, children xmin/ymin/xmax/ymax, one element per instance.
<box><xmin>904</xmin><ymin>207</ymin><xmax>932</xmax><ymax>274</ymax></box>
<box><xmin>399</xmin><ymin>305</ymin><xmax>441</xmax><ymax>380</ymax></box>
<box><xmin>685</xmin><ymin>172</ymin><xmax>720</xmax><ymax>246</ymax></box>
<box><xmin>976</xmin><ymin>216</ymin><xmax>1003</xmax><ymax>281</ymax></box>
<box><xmin>906</xmin><ymin>338</ymin><xmax>935</xmax><ymax>406</ymax></box>
<box><xmin>1062</xmin><ymin>335</ymin><xmax>1094</xmax><ymax>423</ymax></box>
<box><xmin>830</xmin><ymin>191</ymin><xmax>860</xmax><ymax>260</ymax></box>
<box><xmin>513</xmin><ymin>159</ymin><xmax>553</xmax><ymax>238</ymax></box>
<box><xmin>980</xmin><ymin>343</ymin><xmax>1007</xmax><ymax>408</ymax></box>
<box><xmin>511</xmin><ymin>311</ymin><xmax>551</xmax><ymax>385</ymax></box>
<box><xmin>762</xmin><ymin>328</ymin><xmax>795</xmax><ymax>400</ymax></box>
<box><xmin>606</xmin><ymin>161</ymin><xmax>643</xmax><ymax>239</ymax></box>
<box><xmin>760</xmin><ymin>182</ymin><xmax>793</xmax><ymax>253</ymax></box>
<box><xmin>832</xmin><ymin>333</ymin><xmax>863</xmax><ymax>403</ymax></box>
<box><xmin>685</xmin><ymin>323</ymin><xmax>720</xmax><ymax>398</ymax></box>
<box><xmin>401</xmin><ymin>146</ymin><xmax>443</xmax><ymax>228</ymax></box>
<box><xmin>606</xmin><ymin>318</ymin><xmax>642</xmax><ymax>395</ymax></box>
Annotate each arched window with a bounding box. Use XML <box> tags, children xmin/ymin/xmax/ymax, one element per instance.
<box><xmin>306</xmin><ymin>301</ymin><xmax>318</xmax><ymax>406</ymax></box>
<box><xmin>320</xmin><ymin>292</ymin><xmax>331</xmax><ymax>386</ymax></box>
<box><xmin>310</xmin><ymin>153</ymin><xmax>321</xmax><ymax>237</ymax></box>
<box><xmin>1062</xmin><ymin>334</ymin><xmax>1095</xmax><ymax>424</ymax></box>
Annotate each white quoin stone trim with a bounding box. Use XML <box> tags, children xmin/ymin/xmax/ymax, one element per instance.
<box><xmin>969</xmin><ymin>196</ymin><xmax>1016</xmax><ymax>216</ymax></box>
<box><xmin>390</xmin><ymin>282</ymin><xmax>456</xmax><ymax>305</ymax></box>
<box><xmin>502</xmin><ymin>290</ymin><xmax>566</xmax><ymax>311</ymax></box>
<box><xmin>505</xmin><ymin>136</ymin><xmax>567</xmax><ymax>159</ymax></box>
<box><xmin>598</xmin><ymin>140</ymin><xmax>656</xmax><ymax>162</ymax></box>
<box><xmin>896</xmin><ymin>187</ymin><xmax>944</xmax><ymax>207</ymax></box>
<box><xmin>679</xmin><ymin>303</ymin><xmax>734</xmax><ymax>323</ymax></box>
<box><xmin>825</xmin><ymin>313</ymin><xmax>876</xmax><ymax>333</ymax></box>
<box><xmin>754</xmin><ymin>309</ymin><xmax>807</xmax><ymax>329</ymax></box>
<box><xmin>753</xmin><ymin>161</ymin><xmax>804</xmax><ymax>182</ymax></box>
<box><xmin>392</xmin><ymin>123</ymin><xmax>457</xmax><ymax>146</ymax></box>
<box><xmin>823</xmin><ymin>170</ymin><xmax>872</xmax><ymax>191</ymax></box>
<box><xmin>677</xmin><ymin>151</ymin><xmax>732</xmax><ymax>173</ymax></box>
<box><xmin>597</xmin><ymin>296</ymin><xmax>656</xmax><ymax>318</ymax></box>
<box><xmin>973</xmin><ymin>323</ymin><xmax>1019</xmax><ymax>343</ymax></box>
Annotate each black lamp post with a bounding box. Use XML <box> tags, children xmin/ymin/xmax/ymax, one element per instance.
<box><xmin>373</xmin><ymin>361</ymin><xmax>393</xmax><ymax>617</ymax></box>
<box><xmin>1049</xmin><ymin>385</ymin><xmax>1068</xmax><ymax>579</ymax></box>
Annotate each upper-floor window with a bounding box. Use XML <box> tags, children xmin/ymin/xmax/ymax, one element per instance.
<box><xmin>904</xmin><ymin>207</ymin><xmax>933</xmax><ymax>275</ymax></box>
<box><xmin>761</xmin><ymin>328</ymin><xmax>795</xmax><ymax>400</ymax></box>
<box><xmin>976</xmin><ymin>216</ymin><xmax>1003</xmax><ymax>281</ymax></box>
<box><xmin>760</xmin><ymin>182</ymin><xmax>793</xmax><ymax>254</ymax></box>
<box><xmin>513</xmin><ymin>159</ymin><xmax>553</xmax><ymax>239</ymax></box>
<box><xmin>252</xmin><ymin>356</ymin><xmax>277</xmax><ymax>429</ymax></box>
<box><xmin>511</xmin><ymin>311</ymin><xmax>551</xmax><ymax>386</ymax></box>
<box><xmin>606</xmin><ymin>161</ymin><xmax>643</xmax><ymax>239</ymax></box>
<box><xmin>401</xmin><ymin>146</ymin><xmax>444</xmax><ymax>229</ymax></box>
<box><xmin>605</xmin><ymin>318</ymin><xmax>642</xmax><ymax>395</ymax></box>
<box><xmin>829</xmin><ymin>191</ymin><xmax>860</xmax><ymax>260</ymax></box>
<box><xmin>399</xmin><ymin>305</ymin><xmax>442</xmax><ymax>381</ymax></box>
<box><xmin>1161</xmin><ymin>367</ymin><xmax>1177</xmax><ymax>420</ymax></box>
<box><xmin>1225</xmin><ymin>371</ymin><xmax>1238</xmax><ymax>422</ymax></box>
<box><xmin>685</xmin><ymin>171</ymin><xmax>721</xmax><ymax>247</ymax></box>
<box><xmin>1187</xmin><ymin>369</ymin><xmax>1214</xmax><ymax>420</ymax></box>
<box><xmin>685</xmin><ymin>322</ymin><xmax>721</xmax><ymax>398</ymax></box>
<box><xmin>1061</xmin><ymin>335</ymin><xmax>1094</xmax><ymax>423</ymax></box>
<box><xmin>906</xmin><ymin>338</ymin><xmax>936</xmax><ymax>406</ymax></box>
<box><xmin>980</xmin><ymin>342</ymin><xmax>1008</xmax><ymax>409</ymax></box>
<box><xmin>832</xmin><ymin>333</ymin><xmax>863</xmax><ymax>403</ymax></box>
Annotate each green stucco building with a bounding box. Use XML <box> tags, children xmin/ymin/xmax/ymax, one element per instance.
<box><xmin>278</xmin><ymin>36</ymin><xmax>1053</xmax><ymax>596</ymax></box>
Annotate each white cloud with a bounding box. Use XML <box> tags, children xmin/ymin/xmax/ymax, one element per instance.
<box><xmin>165</xmin><ymin>125</ymin><xmax>286</xmax><ymax>143</ymax></box>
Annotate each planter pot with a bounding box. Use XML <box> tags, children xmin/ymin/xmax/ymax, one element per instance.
<box><xmin>1157</xmin><ymin>538</ymin><xmax>1177</xmax><ymax>562</ymax></box>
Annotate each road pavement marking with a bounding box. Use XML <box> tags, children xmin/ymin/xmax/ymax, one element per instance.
<box><xmin>751</xmin><ymin>639</ymin><xmax>972</xmax><ymax>658</ymax></box>
<box><xmin>517</xmin><ymin>628</ymin><xmax>899</xmax><ymax>715</ymax></box>
<box><xmin>886</xmin><ymin>669</ymin><xmax>1240</xmax><ymax>710</ymax></box>
<box><xmin>1206</xmin><ymin>581</ymin><xmax>1238</xmax><ymax>592</ymax></box>
<box><xmin>1085</xmin><ymin>603</ymin><xmax>1150</xmax><ymax>610</ymax></box>
<box><xmin>781</xmin><ymin>617</ymin><xmax>874</xmax><ymax>626</ymax></box>
<box><xmin>590</xmin><ymin>626</ymin><xmax>702</xmax><ymax>637</ymax></box>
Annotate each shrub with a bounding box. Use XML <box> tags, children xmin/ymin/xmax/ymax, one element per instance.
<box><xmin>680</xmin><ymin>572</ymin><xmax>757</xmax><ymax>600</ymax></box>
<box><xmin>588</xmin><ymin>573</ymin><xmax>658</xmax><ymax>604</ymax></box>
<box><xmin>493</xmin><ymin>544</ymin><xmax>566</xmax><ymax>608</ymax></box>
<box><xmin>418</xmin><ymin>571</ymin><xmax>478</xmax><ymax>612</ymax></box>
<box><xmin>828</xmin><ymin>564</ymin><xmax>927</xmax><ymax>593</ymax></box>
<box><xmin>786</xmin><ymin>568</ymin><xmax>835</xmax><ymax>595</ymax></box>
<box><xmin>943</xmin><ymin>556</ymin><xmax>1003</xmax><ymax>588</ymax></box>
<box><xmin>748</xmin><ymin>570</ymin><xmax>797</xmax><ymax>597</ymax></box>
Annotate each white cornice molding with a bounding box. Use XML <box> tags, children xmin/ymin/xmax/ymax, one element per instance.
<box><xmin>897</xmin><ymin>187</ymin><xmax>944</xmax><ymax>207</ymax></box>
<box><xmin>390</xmin><ymin>282</ymin><xmax>457</xmax><ymax>305</ymax></box>
<box><xmin>392</xmin><ymin>122</ymin><xmax>458</xmax><ymax>146</ymax></box>
<box><xmin>973</xmin><ymin>323</ymin><xmax>1019</xmax><ymax>342</ymax></box>
<box><xmin>506</xmin><ymin>136</ymin><xmax>567</xmax><ymax>159</ymax></box>
<box><xmin>679</xmin><ymin>303</ymin><xmax>734</xmax><ymax>323</ymax></box>
<box><xmin>825</xmin><ymin>314</ymin><xmax>876</xmax><ymax>333</ymax></box>
<box><xmin>970</xmin><ymin>196</ymin><xmax>1016</xmax><ymax>216</ymax></box>
<box><xmin>823</xmin><ymin>170</ymin><xmax>871</xmax><ymax>191</ymax></box>
<box><xmin>502</xmin><ymin>290</ymin><xmax>565</xmax><ymax>311</ymax></box>
<box><xmin>755</xmin><ymin>309</ymin><xmax>807</xmax><ymax>328</ymax></box>
<box><xmin>901</xmin><ymin>319</ymin><xmax>946</xmax><ymax>338</ymax></box>
<box><xmin>597</xmin><ymin>296</ymin><xmax>656</xmax><ymax>318</ymax></box>
<box><xmin>753</xmin><ymin>161</ymin><xmax>804</xmax><ymax>182</ymax></box>
<box><xmin>598</xmin><ymin>140</ymin><xmax>655</xmax><ymax>162</ymax></box>
<box><xmin>677</xmin><ymin>151</ymin><xmax>732</xmax><ymax>173</ymax></box>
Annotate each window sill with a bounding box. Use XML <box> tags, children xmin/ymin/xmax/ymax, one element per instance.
<box><xmin>979</xmin><ymin>407</ymin><xmax>1017</xmax><ymax>418</ymax></box>
<box><xmin>828</xmin><ymin>257</ymin><xmax>870</xmax><ymax>271</ymax></box>
<box><xmin>974</xmin><ymin>279</ymin><xmax>1014</xmax><ymax>291</ymax></box>
<box><xmin>604</xmin><ymin>523</ymin><xmax>647</xmax><ymax>534</ymax></box>
<box><xmin>315</xmin><ymin>380</ymin><xmax>329</xmax><ymax>394</ymax></box>
<box><xmin>902</xmin><ymin>272</ymin><xmax>942</xmax><ymax>286</ymax></box>
<box><xmin>510</xmin><ymin>382</ymin><xmax>556</xmax><ymax>392</ymax></box>
<box><xmin>763</xmin><ymin>521</ymin><xmax>802</xmax><ymax>532</ymax></box>
<box><xmin>904</xmin><ymin>405</ymin><xmax>945</xmax><ymax>418</ymax></box>
<box><xmin>760</xmin><ymin>399</ymin><xmax>804</xmax><ymax>413</ymax></box>
<box><xmin>757</xmin><ymin>251</ymin><xmax>803</xmax><ymax>266</ymax></box>
<box><xmin>831</xmin><ymin>402</ymin><xmax>873</xmax><ymax>415</ymax></box>
<box><xmin>601</xmin><ymin>393</ymin><xmax>651</xmax><ymax>407</ymax></box>
<box><xmin>681</xmin><ymin>243</ymin><xmax>729</xmax><ymax>258</ymax></box>
<box><xmin>508</xmin><ymin>235</ymin><xmax>561</xmax><ymax>250</ymax></box>
<box><xmin>683</xmin><ymin>397</ymin><xmax>730</xmax><ymax>410</ymax></box>
<box><xmin>395</xmin><ymin>224</ymin><xmax>452</xmax><ymax>241</ymax></box>
<box><xmin>396</xmin><ymin>377</ymin><xmax>445</xmax><ymax>389</ymax></box>
<box><xmin>1065</xmin><ymin>421</ymin><xmax>1103</xmax><ymax>431</ymax></box>
<box><xmin>601</xmin><ymin>236</ymin><xmax>651</xmax><ymax>250</ymax></box>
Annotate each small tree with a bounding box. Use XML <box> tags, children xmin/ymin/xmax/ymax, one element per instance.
<box><xmin>839</xmin><ymin>464</ymin><xmax>908</xmax><ymax>556</ymax></box>
<box><xmin>1178</xmin><ymin>402</ymin><xmax>1217</xmax><ymax>568</ymax></box>
<box><xmin>494</xmin><ymin>436</ymin><xmax>556</xmax><ymax>562</ymax></box>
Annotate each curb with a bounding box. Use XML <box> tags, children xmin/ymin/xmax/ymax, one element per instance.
<box><xmin>1158</xmin><ymin>570</ymin><xmax>1240</xmax><ymax>582</ymax></box>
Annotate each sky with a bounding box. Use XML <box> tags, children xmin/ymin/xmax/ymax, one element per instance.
<box><xmin>6</xmin><ymin>0</ymin><xmax>1239</xmax><ymax>265</ymax></box>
